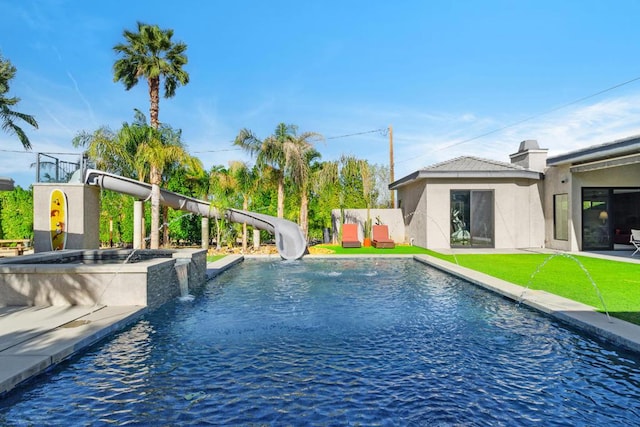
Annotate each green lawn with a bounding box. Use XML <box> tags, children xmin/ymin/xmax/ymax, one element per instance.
<box><xmin>206</xmin><ymin>254</ymin><xmax>227</xmax><ymax>263</ymax></box>
<box><xmin>422</xmin><ymin>250</ymin><xmax>640</xmax><ymax>325</ymax></box>
<box><xmin>312</xmin><ymin>244</ymin><xmax>433</xmax><ymax>255</ymax></box>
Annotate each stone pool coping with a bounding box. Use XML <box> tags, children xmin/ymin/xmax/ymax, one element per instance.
<box><xmin>412</xmin><ymin>254</ymin><xmax>640</xmax><ymax>354</ymax></box>
<box><xmin>0</xmin><ymin>255</ymin><xmax>243</xmax><ymax>396</ymax></box>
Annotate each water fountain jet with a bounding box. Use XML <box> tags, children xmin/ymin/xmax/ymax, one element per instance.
<box><xmin>518</xmin><ymin>252</ymin><xmax>611</xmax><ymax>322</ymax></box>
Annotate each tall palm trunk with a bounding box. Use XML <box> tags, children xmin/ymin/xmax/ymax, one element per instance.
<box><xmin>299</xmin><ymin>190</ymin><xmax>309</xmax><ymax>240</ymax></box>
<box><xmin>148</xmin><ymin>76</ymin><xmax>160</xmax><ymax>129</ymax></box>
<box><xmin>277</xmin><ymin>175</ymin><xmax>285</xmax><ymax>218</ymax></box>
<box><xmin>136</xmin><ymin>176</ymin><xmax>147</xmax><ymax>249</ymax></box>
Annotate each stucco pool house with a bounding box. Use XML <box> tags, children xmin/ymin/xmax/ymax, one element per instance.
<box><xmin>390</xmin><ymin>135</ymin><xmax>640</xmax><ymax>252</ymax></box>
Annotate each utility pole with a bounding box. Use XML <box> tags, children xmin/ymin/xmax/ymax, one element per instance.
<box><xmin>389</xmin><ymin>125</ymin><xmax>395</xmax><ymax>208</ymax></box>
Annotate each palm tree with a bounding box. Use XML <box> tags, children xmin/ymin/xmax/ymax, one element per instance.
<box><xmin>75</xmin><ymin>114</ymin><xmax>152</xmax><ymax>248</ymax></box>
<box><xmin>234</xmin><ymin>123</ymin><xmax>321</xmax><ymax>219</ymax></box>
<box><xmin>120</xmin><ymin>111</ymin><xmax>202</xmax><ymax>249</ymax></box>
<box><xmin>228</xmin><ymin>161</ymin><xmax>258</xmax><ymax>251</ymax></box>
<box><xmin>119</xmin><ymin>115</ymin><xmax>159</xmax><ymax>249</ymax></box>
<box><xmin>160</xmin><ymin>139</ymin><xmax>203</xmax><ymax>246</ymax></box>
<box><xmin>135</xmin><ymin>125</ymin><xmax>192</xmax><ymax>249</ymax></box>
<box><xmin>72</xmin><ymin>126</ymin><xmax>125</xmax><ymax>172</ymax></box>
<box><xmin>293</xmin><ymin>148</ymin><xmax>321</xmax><ymax>239</ymax></box>
<box><xmin>208</xmin><ymin>165</ymin><xmax>235</xmax><ymax>249</ymax></box>
<box><xmin>74</xmin><ymin>110</ymin><xmax>198</xmax><ymax>249</ymax></box>
<box><xmin>313</xmin><ymin>160</ymin><xmax>341</xmax><ymax>241</ymax></box>
<box><xmin>0</xmin><ymin>54</ymin><xmax>38</xmax><ymax>149</ymax></box>
<box><xmin>113</xmin><ymin>22</ymin><xmax>189</xmax><ymax>129</ymax></box>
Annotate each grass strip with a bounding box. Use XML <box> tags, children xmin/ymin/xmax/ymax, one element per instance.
<box><xmin>422</xmin><ymin>250</ymin><xmax>640</xmax><ymax>325</ymax></box>
<box><xmin>311</xmin><ymin>244</ymin><xmax>432</xmax><ymax>255</ymax></box>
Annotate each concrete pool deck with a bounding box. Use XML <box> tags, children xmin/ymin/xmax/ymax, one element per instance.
<box><xmin>0</xmin><ymin>305</ymin><xmax>145</xmax><ymax>395</ymax></box>
<box><xmin>0</xmin><ymin>255</ymin><xmax>243</xmax><ymax>396</ymax></box>
<box><xmin>1</xmin><ymin>252</ymin><xmax>639</xmax><ymax>396</ymax></box>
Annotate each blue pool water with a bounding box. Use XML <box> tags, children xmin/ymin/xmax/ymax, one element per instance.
<box><xmin>1</xmin><ymin>258</ymin><xmax>640</xmax><ymax>425</ymax></box>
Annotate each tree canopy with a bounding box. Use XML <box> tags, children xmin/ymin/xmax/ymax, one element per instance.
<box><xmin>2</xmin><ymin>23</ymin><xmax>393</xmax><ymax>249</ymax></box>
<box><xmin>113</xmin><ymin>22</ymin><xmax>189</xmax><ymax>129</ymax></box>
<box><xmin>0</xmin><ymin>53</ymin><xmax>38</xmax><ymax>150</ymax></box>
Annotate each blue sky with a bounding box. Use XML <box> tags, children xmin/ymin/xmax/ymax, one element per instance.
<box><xmin>3</xmin><ymin>0</ymin><xmax>640</xmax><ymax>188</ymax></box>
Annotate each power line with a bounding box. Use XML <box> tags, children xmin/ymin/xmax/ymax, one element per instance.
<box><xmin>0</xmin><ymin>149</ymin><xmax>82</xmax><ymax>155</ymax></box>
<box><xmin>39</xmin><ymin>151</ymin><xmax>83</xmax><ymax>155</ymax></box>
<box><xmin>192</xmin><ymin>147</ymin><xmax>242</xmax><ymax>154</ymax></box>
<box><xmin>397</xmin><ymin>74</ymin><xmax>640</xmax><ymax>163</ymax></box>
<box><xmin>192</xmin><ymin>128</ymin><xmax>389</xmax><ymax>153</ymax></box>
<box><xmin>0</xmin><ymin>149</ymin><xmax>34</xmax><ymax>154</ymax></box>
<box><xmin>326</xmin><ymin>128</ymin><xmax>388</xmax><ymax>140</ymax></box>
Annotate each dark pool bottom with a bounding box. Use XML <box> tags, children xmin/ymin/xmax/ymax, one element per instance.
<box><xmin>1</xmin><ymin>258</ymin><xmax>639</xmax><ymax>425</ymax></box>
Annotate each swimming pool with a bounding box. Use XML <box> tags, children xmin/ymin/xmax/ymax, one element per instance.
<box><xmin>1</xmin><ymin>258</ymin><xmax>639</xmax><ymax>425</ymax></box>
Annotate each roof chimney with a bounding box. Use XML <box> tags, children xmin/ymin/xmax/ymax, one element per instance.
<box><xmin>510</xmin><ymin>140</ymin><xmax>548</xmax><ymax>172</ymax></box>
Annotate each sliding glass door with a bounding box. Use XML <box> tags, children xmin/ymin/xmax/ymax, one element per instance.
<box><xmin>450</xmin><ymin>190</ymin><xmax>494</xmax><ymax>247</ymax></box>
<box><xmin>582</xmin><ymin>187</ymin><xmax>640</xmax><ymax>250</ymax></box>
<box><xmin>582</xmin><ymin>188</ymin><xmax>610</xmax><ymax>250</ymax></box>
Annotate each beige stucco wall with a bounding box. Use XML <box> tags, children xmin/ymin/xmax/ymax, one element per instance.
<box><xmin>397</xmin><ymin>180</ymin><xmax>428</xmax><ymax>246</ymax></box>
<box><xmin>33</xmin><ymin>184</ymin><xmax>100</xmax><ymax>252</ymax></box>
<box><xmin>397</xmin><ymin>178</ymin><xmax>545</xmax><ymax>250</ymax></box>
<box><xmin>543</xmin><ymin>165</ymin><xmax>576</xmax><ymax>251</ymax></box>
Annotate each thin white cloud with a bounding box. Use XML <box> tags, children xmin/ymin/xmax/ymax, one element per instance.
<box><xmin>499</xmin><ymin>94</ymin><xmax>640</xmax><ymax>156</ymax></box>
<box><xmin>41</xmin><ymin>106</ymin><xmax>75</xmax><ymax>136</ymax></box>
<box><xmin>356</xmin><ymin>91</ymin><xmax>640</xmax><ymax>180</ymax></box>
<box><xmin>66</xmin><ymin>71</ymin><xmax>97</xmax><ymax>126</ymax></box>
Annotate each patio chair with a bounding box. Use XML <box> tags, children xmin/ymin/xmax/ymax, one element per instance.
<box><xmin>372</xmin><ymin>225</ymin><xmax>395</xmax><ymax>249</ymax></box>
<box><xmin>631</xmin><ymin>229</ymin><xmax>640</xmax><ymax>256</ymax></box>
<box><xmin>341</xmin><ymin>223</ymin><xmax>362</xmax><ymax>248</ymax></box>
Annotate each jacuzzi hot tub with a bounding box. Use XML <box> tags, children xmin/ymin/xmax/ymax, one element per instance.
<box><xmin>0</xmin><ymin>249</ymin><xmax>207</xmax><ymax>309</ymax></box>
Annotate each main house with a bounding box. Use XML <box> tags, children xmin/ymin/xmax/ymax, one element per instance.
<box><xmin>390</xmin><ymin>135</ymin><xmax>640</xmax><ymax>252</ymax></box>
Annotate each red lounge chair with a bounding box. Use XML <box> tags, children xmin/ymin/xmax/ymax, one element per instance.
<box><xmin>341</xmin><ymin>223</ymin><xmax>361</xmax><ymax>248</ymax></box>
<box><xmin>372</xmin><ymin>225</ymin><xmax>395</xmax><ymax>249</ymax></box>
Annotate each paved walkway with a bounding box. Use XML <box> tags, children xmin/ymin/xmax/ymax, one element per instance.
<box><xmin>0</xmin><ymin>305</ymin><xmax>145</xmax><ymax>395</ymax></box>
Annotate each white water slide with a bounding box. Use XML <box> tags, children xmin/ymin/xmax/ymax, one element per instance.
<box><xmin>84</xmin><ymin>169</ymin><xmax>308</xmax><ymax>260</ymax></box>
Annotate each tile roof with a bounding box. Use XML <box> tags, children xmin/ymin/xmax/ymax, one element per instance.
<box><xmin>422</xmin><ymin>156</ymin><xmax>526</xmax><ymax>172</ymax></box>
<box><xmin>389</xmin><ymin>155</ymin><xmax>542</xmax><ymax>190</ymax></box>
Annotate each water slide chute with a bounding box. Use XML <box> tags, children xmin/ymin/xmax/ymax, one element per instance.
<box><xmin>84</xmin><ymin>169</ymin><xmax>307</xmax><ymax>260</ymax></box>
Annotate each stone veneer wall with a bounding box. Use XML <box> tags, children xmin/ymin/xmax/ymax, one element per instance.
<box><xmin>0</xmin><ymin>249</ymin><xmax>209</xmax><ymax>310</ymax></box>
<box><xmin>145</xmin><ymin>259</ymin><xmax>180</xmax><ymax>310</ymax></box>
